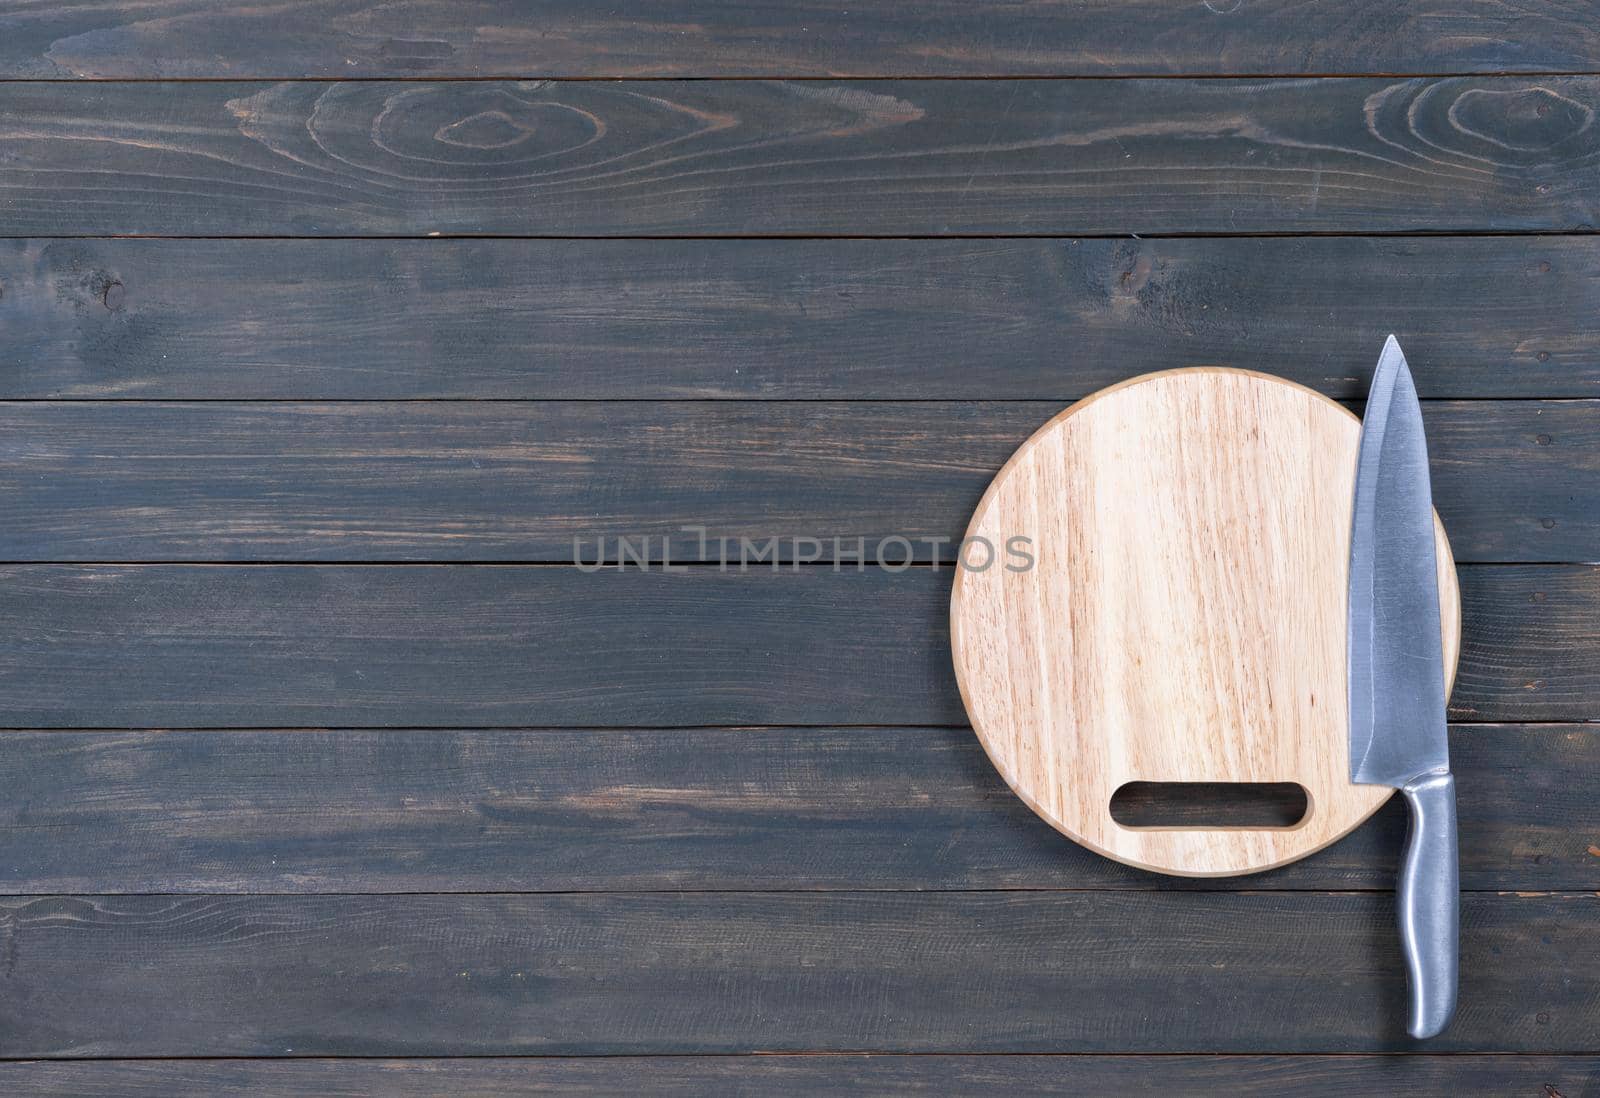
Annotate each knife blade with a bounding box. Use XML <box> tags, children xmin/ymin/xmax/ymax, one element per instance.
<box><xmin>1348</xmin><ymin>334</ymin><xmax>1458</xmax><ymax>1039</ymax></box>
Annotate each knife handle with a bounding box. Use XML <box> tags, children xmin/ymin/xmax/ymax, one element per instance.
<box><xmin>1398</xmin><ymin>771</ymin><xmax>1458</xmax><ymax>1039</ymax></box>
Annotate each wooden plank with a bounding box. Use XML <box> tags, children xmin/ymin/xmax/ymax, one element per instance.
<box><xmin>1428</xmin><ymin>401</ymin><xmax>1600</xmax><ymax>563</ymax></box>
<box><xmin>7</xmin><ymin>1</ymin><xmax>1600</xmax><ymax>79</ymax></box>
<box><xmin>2</xmin><ymin>78</ymin><xmax>1597</xmax><ymax>236</ymax></box>
<box><xmin>0</xmin><ymin>891</ymin><xmax>1590</xmax><ymax>1055</ymax></box>
<box><xmin>0</xmin><ymin>564</ymin><xmax>953</xmax><ymax>727</ymax></box>
<box><xmin>0</xmin><ymin>725</ymin><xmax>1590</xmax><ymax>894</ymax></box>
<box><xmin>0</xmin><ymin>564</ymin><xmax>1590</xmax><ymax>727</ymax></box>
<box><xmin>7</xmin><ymin>237</ymin><xmax>1594</xmax><ymax>401</ymax></box>
<box><xmin>0</xmin><ymin>400</ymin><xmax>1590</xmax><ymax>564</ymax></box>
<box><xmin>1454</xmin><ymin>566</ymin><xmax>1600</xmax><ymax>722</ymax></box>
<box><xmin>1</xmin><ymin>1055</ymin><xmax>1594</xmax><ymax>1096</ymax></box>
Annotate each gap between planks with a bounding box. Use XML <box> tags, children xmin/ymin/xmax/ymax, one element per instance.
<box><xmin>5</xmin><ymin>230</ymin><xmax>1600</xmax><ymax>241</ymax></box>
<box><xmin>7</xmin><ymin>72</ymin><xmax>1600</xmax><ymax>83</ymax></box>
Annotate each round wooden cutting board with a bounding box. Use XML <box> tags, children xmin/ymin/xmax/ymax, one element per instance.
<box><xmin>950</xmin><ymin>368</ymin><xmax>1460</xmax><ymax>877</ymax></box>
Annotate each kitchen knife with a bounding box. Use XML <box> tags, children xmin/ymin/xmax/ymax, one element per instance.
<box><xmin>1348</xmin><ymin>335</ymin><xmax>1458</xmax><ymax>1039</ymax></box>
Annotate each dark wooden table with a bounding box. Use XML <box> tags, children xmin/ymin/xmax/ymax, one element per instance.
<box><xmin>1</xmin><ymin>4</ymin><xmax>1599</xmax><ymax>1094</ymax></box>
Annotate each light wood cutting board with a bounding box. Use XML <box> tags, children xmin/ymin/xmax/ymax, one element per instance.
<box><xmin>950</xmin><ymin>368</ymin><xmax>1460</xmax><ymax>877</ymax></box>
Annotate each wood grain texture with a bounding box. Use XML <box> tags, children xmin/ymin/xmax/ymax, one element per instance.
<box><xmin>0</xmin><ymin>891</ymin><xmax>1591</xmax><ymax>1055</ymax></box>
<box><xmin>5</xmin><ymin>237</ymin><xmax>1595</xmax><ymax>401</ymax></box>
<box><xmin>2</xmin><ymin>1055</ymin><xmax>1596</xmax><ymax>1097</ymax></box>
<box><xmin>0</xmin><ymin>565</ymin><xmax>952</xmax><ymax>728</ymax></box>
<box><xmin>3</xmin><ymin>78</ymin><xmax>1598</xmax><ymax>236</ymax></box>
<box><xmin>1454</xmin><ymin>566</ymin><xmax>1600</xmax><ymax>721</ymax></box>
<box><xmin>953</xmin><ymin>370</ymin><xmax>1458</xmax><ymax>875</ymax></box>
<box><xmin>0</xmin><ymin>0</ymin><xmax>1588</xmax><ymax>1079</ymax></box>
<box><xmin>5</xmin><ymin>1</ymin><xmax>1600</xmax><ymax>79</ymax></box>
<box><xmin>0</xmin><ymin>725</ymin><xmax>1591</xmax><ymax>894</ymax></box>
<box><xmin>0</xmin><ymin>564</ymin><xmax>1589</xmax><ymax>727</ymax></box>
<box><xmin>0</xmin><ymin>400</ymin><xmax>1590</xmax><ymax>563</ymax></box>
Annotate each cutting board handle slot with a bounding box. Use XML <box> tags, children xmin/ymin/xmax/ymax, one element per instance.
<box><xmin>1108</xmin><ymin>781</ymin><xmax>1309</xmax><ymax>830</ymax></box>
